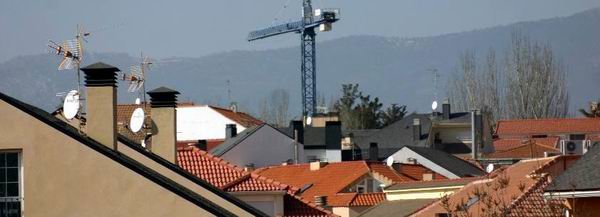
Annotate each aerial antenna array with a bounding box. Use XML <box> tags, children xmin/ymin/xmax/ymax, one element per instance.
<box><xmin>123</xmin><ymin>54</ymin><xmax>153</xmax><ymax>103</ymax></box>
<box><xmin>48</xmin><ymin>25</ymin><xmax>91</xmax><ymax>132</ymax></box>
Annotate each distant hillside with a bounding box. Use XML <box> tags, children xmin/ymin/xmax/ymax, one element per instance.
<box><xmin>1</xmin><ymin>8</ymin><xmax>599</xmax><ymax>116</ymax></box>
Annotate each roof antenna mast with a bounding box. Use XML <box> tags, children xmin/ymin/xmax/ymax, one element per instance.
<box><xmin>48</xmin><ymin>24</ymin><xmax>91</xmax><ymax>132</ymax></box>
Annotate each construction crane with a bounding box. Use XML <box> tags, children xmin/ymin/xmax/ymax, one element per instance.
<box><xmin>248</xmin><ymin>0</ymin><xmax>339</xmax><ymax>120</ymax></box>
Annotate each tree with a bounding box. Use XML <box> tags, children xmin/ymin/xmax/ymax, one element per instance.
<box><xmin>257</xmin><ymin>89</ymin><xmax>290</xmax><ymax>127</ymax></box>
<box><xmin>381</xmin><ymin>104</ymin><xmax>407</xmax><ymax>126</ymax></box>
<box><xmin>333</xmin><ymin>84</ymin><xmax>406</xmax><ymax>129</ymax></box>
<box><xmin>448</xmin><ymin>32</ymin><xmax>569</xmax><ymax>123</ymax></box>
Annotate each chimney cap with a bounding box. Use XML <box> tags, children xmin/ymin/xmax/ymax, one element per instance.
<box><xmin>81</xmin><ymin>62</ymin><xmax>120</xmax><ymax>72</ymax></box>
<box><xmin>147</xmin><ymin>86</ymin><xmax>180</xmax><ymax>95</ymax></box>
<box><xmin>81</xmin><ymin>62</ymin><xmax>120</xmax><ymax>87</ymax></box>
<box><xmin>148</xmin><ymin>86</ymin><xmax>180</xmax><ymax>108</ymax></box>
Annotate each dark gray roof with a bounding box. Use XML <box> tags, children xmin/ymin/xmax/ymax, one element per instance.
<box><xmin>406</xmin><ymin>146</ymin><xmax>485</xmax><ymax>177</ymax></box>
<box><xmin>352</xmin><ymin>112</ymin><xmax>473</xmax><ymax>159</ymax></box>
<box><xmin>210</xmin><ymin>124</ymin><xmax>265</xmax><ymax>156</ymax></box>
<box><xmin>546</xmin><ymin>145</ymin><xmax>600</xmax><ymax>192</ymax></box>
<box><xmin>353</xmin><ymin>113</ymin><xmax>432</xmax><ymax>159</ymax></box>
<box><xmin>357</xmin><ymin>199</ymin><xmax>435</xmax><ymax>217</ymax></box>
<box><xmin>279</xmin><ymin>126</ymin><xmax>326</xmax><ymax>148</ymax></box>
<box><xmin>0</xmin><ymin>92</ymin><xmax>267</xmax><ymax>217</ymax></box>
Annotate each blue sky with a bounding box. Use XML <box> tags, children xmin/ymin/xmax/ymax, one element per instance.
<box><xmin>1</xmin><ymin>0</ymin><xmax>599</xmax><ymax>62</ymax></box>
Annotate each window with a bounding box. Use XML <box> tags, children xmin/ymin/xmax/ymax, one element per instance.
<box><xmin>0</xmin><ymin>152</ymin><xmax>21</xmax><ymax>217</ymax></box>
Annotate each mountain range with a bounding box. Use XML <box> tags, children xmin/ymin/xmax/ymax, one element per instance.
<box><xmin>1</xmin><ymin>8</ymin><xmax>599</xmax><ymax>117</ymax></box>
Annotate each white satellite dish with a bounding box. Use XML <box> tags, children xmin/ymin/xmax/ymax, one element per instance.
<box><xmin>306</xmin><ymin>116</ymin><xmax>313</xmax><ymax>126</ymax></box>
<box><xmin>63</xmin><ymin>90</ymin><xmax>80</xmax><ymax>120</ymax></box>
<box><xmin>135</xmin><ymin>97</ymin><xmax>141</xmax><ymax>105</ymax></box>
<box><xmin>386</xmin><ymin>156</ymin><xmax>394</xmax><ymax>167</ymax></box>
<box><xmin>129</xmin><ymin>108</ymin><xmax>145</xmax><ymax>133</ymax></box>
<box><xmin>432</xmin><ymin>101</ymin><xmax>438</xmax><ymax>111</ymax></box>
<box><xmin>486</xmin><ymin>164</ymin><xmax>495</xmax><ymax>173</ymax></box>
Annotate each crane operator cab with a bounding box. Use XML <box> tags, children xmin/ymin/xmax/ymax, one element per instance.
<box><xmin>315</xmin><ymin>9</ymin><xmax>339</xmax><ymax>32</ymax></box>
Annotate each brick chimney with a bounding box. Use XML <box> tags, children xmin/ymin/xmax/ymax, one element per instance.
<box><xmin>81</xmin><ymin>62</ymin><xmax>119</xmax><ymax>150</ymax></box>
<box><xmin>148</xmin><ymin>86</ymin><xmax>180</xmax><ymax>163</ymax></box>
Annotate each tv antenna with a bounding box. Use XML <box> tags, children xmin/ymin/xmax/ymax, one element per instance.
<box><xmin>123</xmin><ymin>54</ymin><xmax>153</xmax><ymax>103</ymax></box>
<box><xmin>48</xmin><ymin>24</ymin><xmax>91</xmax><ymax>132</ymax></box>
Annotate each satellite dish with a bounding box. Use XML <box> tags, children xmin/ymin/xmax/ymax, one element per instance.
<box><xmin>129</xmin><ymin>108</ymin><xmax>145</xmax><ymax>133</ymax></box>
<box><xmin>306</xmin><ymin>116</ymin><xmax>312</xmax><ymax>126</ymax></box>
<box><xmin>386</xmin><ymin>156</ymin><xmax>394</xmax><ymax>167</ymax></box>
<box><xmin>63</xmin><ymin>90</ymin><xmax>80</xmax><ymax>120</ymax></box>
<box><xmin>486</xmin><ymin>164</ymin><xmax>494</xmax><ymax>173</ymax></box>
<box><xmin>432</xmin><ymin>101</ymin><xmax>438</xmax><ymax>111</ymax></box>
<box><xmin>135</xmin><ymin>98</ymin><xmax>141</xmax><ymax>105</ymax></box>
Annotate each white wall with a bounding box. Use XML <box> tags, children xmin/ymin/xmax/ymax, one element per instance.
<box><xmin>176</xmin><ymin>106</ymin><xmax>247</xmax><ymax>141</ymax></box>
<box><xmin>220</xmin><ymin>125</ymin><xmax>305</xmax><ymax>167</ymax></box>
<box><xmin>326</xmin><ymin>150</ymin><xmax>341</xmax><ymax>162</ymax></box>
<box><xmin>386</xmin><ymin>147</ymin><xmax>460</xmax><ymax>179</ymax></box>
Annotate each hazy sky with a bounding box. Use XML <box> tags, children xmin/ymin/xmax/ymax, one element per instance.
<box><xmin>1</xmin><ymin>0</ymin><xmax>600</xmax><ymax>62</ymax></box>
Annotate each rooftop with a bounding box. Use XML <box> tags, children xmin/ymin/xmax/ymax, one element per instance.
<box><xmin>256</xmin><ymin>161</ymin><xmax>412</xmax><ymax>207</ymax></box>
<box><xmin>496</xmin><ymin>118</ymin><xmax>600</xmax><ymax>136</ymax></box>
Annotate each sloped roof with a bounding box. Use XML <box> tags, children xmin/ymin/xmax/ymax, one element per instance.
<box><xmin>368</xmin><ymin>162</ymin><xmax>415</xmax><ymax>183</ymax></box>
<box><xmin>415</xmin><ymin>157</ymin><xmax>563</xmax><ymax>216</ymax></box>
<box><xmin>357</xmin><ymin>199</ymin><xmax>436</xmax><ymax>217</ymax></box>
<box><xmin>349</xmin><ymin>192</ymin><xmax>386</xmax><ymax>206</ymax></box>
<box><xmin>176</xmin><ymin>147</ymin><xmax>336</xmax><ymax>216</ymax></box>
<box><xmin>385</xmin><ymin>177</ymin><xmax>481</xmax><ymax>191</ymax></box>
<box><xmin>352</xmin><ymin>113</ymin><xmax>432</xmax><ymax>159</ymax></box>
<box><xmin>0</xmin><ymin>92</ymin><xmax>264</xmax><ymax>217</ymax></box>
<box><xmin>177</xmin><ymin>139</ymin><xmax>224</xmax><ymax>151</ymax></box>
<box><xmin>209</xmin><ymin>105</ymin><xmax>263</xmax><ymax>128</ymax></box>
<box><xmin>394</xmin><ymin>163</ymin><xmax>448</xmax><ymax>181</ymax></box>
<box><xmin>116</xmin><ymin>104</ymin><xmax>151</xmax><ymax>142</ymax></box>
<box><xmin>486</xmin><ymin>140</ymin><xmax>560</xmax><ymax>159</ymax></box>
<box><xmin>256</xmin><ymin>161</ymin><xmax>410</xmax><ymax>206</ymax></box>
<box><xmin>405</xmin><ymin>146</ymin><xmax>485</xmax><ymax>177</ymax></box>
<box><xmin>546</xmin><ymin>145</ymin><xmax>600</xmax><ymax>192</ymax></box>
<box><xmin>493</xmin><ymin>137</ymin><xmax>559</xmax><ymax>151</ymax></box>
<box><xmin>496</xmin><ymin>118</ymin><xmax>600</xmax><ymax>136</ymax></box>
<box><xmin>210</xmin><ymin>124</ymin><xmax>265</xmax><ymax>156</ymax></box>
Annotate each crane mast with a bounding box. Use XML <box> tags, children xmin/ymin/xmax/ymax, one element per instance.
<box><xmin>248</xmin><ymin>0</ymin><xmax>339</xmax><ymax>119</ymax></box>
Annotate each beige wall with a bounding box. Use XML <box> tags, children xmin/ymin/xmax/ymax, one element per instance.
<box><xmin>332</xmin><ymin>206</ymin><xmax>368</xmax><ymax>217</ymax></box>
<box><xmin>0</xmin><ymin>100</ymin><xmax>244</xmax><ymax>217</ymax></box>
<box><xmin>231</xmin><ymin>192</ymin><xmax>285</xmax><ymax>217</ymax></box>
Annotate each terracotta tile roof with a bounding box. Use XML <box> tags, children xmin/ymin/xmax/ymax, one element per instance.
<box><xmin>176</xmin><ymin>147</ymin><xmax>336</xmax><ymax>217</ymax></box>
<box><xmin>394</xmin><ymin>163</ymin><xmax>448</xmax><ymax>181</ymax></box>
<box><xmin>284</xmin><ymin>195</ymin><xmax>337</xmax><ymax>217</ymax></box>
<box><xmin>176</xmin><ymin>139</ymin><xmax>224</xmax><ymax>151</ymax></box>
<box><xmin>349</xmin><ymin>192</ymin><xmax>386</xmax><ymax>206</ymax></box>
<box><xmin>495</xmin><ymin>118</ymin><xmax>600</xmax><ymax>137</ymax></box>
<box><xmin>209</xmin><ymin>105</ymin><xmax>263</xmax><ymax>128</ymax></box>
<box><xmin>368</xmin><ymin>162</ymin><xmax>415</xmax><ymax>183</ymax></box>
<box><xmin>116</xmin><ymin>104</ymin><xmax>151</xmax><ymax>142</ymax></box>
<box><xmin>493</xmin><ymin>137</ymin><xmax>560</xmax><ymax>151</ymax></box>
<box><xmin>257</xmin><ymin>161</ymin><xmax>370</xmax><ymax>205</ymax></box>
<box><xmin>415</xmin><ymin>157</ymin><xmax>564</xmax><ymax>216</ymax></box>
<box><xmin>506</xmin><ymin>174</ymin><xmax>563</xmax><ymax>217</ymax></box>
<box><xmin>257</xmin><ymin>161</ymin><xmax>407</xmax><ymax>207</ymax></box>
<box><xmin>486</xmin><ymin>140</ymin><xmax>560</xmax><ymax>159</ymax></box>
<box><xmin>177</xmin><ymin>147</ymin><xmax>245</xmax><ymax>188</ymax></box>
